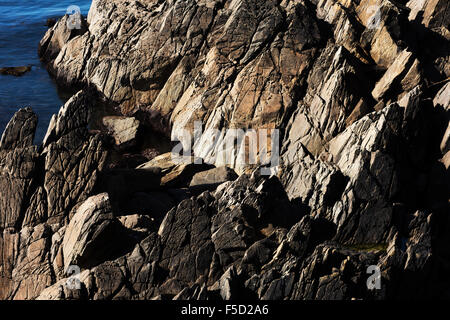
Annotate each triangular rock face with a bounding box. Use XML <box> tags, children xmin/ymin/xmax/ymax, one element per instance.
<box><xmin>0</xmin><ymin>107</ymin><xmax>37</xmax><ymax>151</ymax></box>
<box><xmin>0</xmin><ymin>108</ymin><xmax>38</xmax><ymax>231</ymax></box>
<box><xmin>0</xmin><ymin>0</ymin><xmax>448</xmax><ymax>300</ymax></box>
<box><xmin>0</xmin><ymin>90</ymin><xmax>108</xmax><ymax>300</ymax></box>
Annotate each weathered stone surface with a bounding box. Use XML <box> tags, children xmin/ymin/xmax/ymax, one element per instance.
<box><xmin>42</xmin><ymin>90</ymin><xmax>108</xmax><ymax>223</ymax></box>
<box><xmin>434</xmin><ymin>82</ymin><xmax>450</xmax><ymax>110</ymax></box>
<box><xmin>103</xmin><ymin>116</ymin><xmax>140</xmax><ymax>148</ymax></box>
<box><xmin>38</xmin><ymin>14</ymin><xmax>88</xmax><ymax>68</ymax></box>
<box><xmin>62</xmin><ymin>193</ymin><xmax>117</xmax><ymax>270</ymax></box>
<box><xmin>139</xmin><ymin>152</ymin><xmax>213</xmax><ymax>188</ymax></box>
<box><xmin>324</xmin><ymin>104</ymin><xmax>403</xmax><ymax>243</ymax></box>
<box><xmin>290</xmin><ymin>242</ymin><xmax>383</xmax><ymax>300</ymax></box>
<box><xmin>118</xmin><ymin>214</ymin><xmax>154</xmax><ymax>232</ymax></box>
<box><xmin>372</xmin><ymin>50</ymin><xmax>415</xmax><ymax>100</ymax></box>
<box><xmin>441</xmin><ymin>149</ymin><xmax>450</xmax><ymax>169</ymax></box>
<box><xmin>189</xmin><ymin>166</ymin><xmax>238</xmax><ymax>191</ymax></box>
<box><xmin>0</xmin><ymin>147</ymin><xmax>39</xmax><ymax>230</ymax></box>
<box><xmin>420</xmin><ymin>0</ymin><xmax>450</xmax><ymax>30</ymax></box>
<box><xmin>0</xmin><ymin>107</ymin><xmax>37</xmax><ymax>151</ymax></box>
<box><xmin>281</xmin><ymin>43</ymin><xmax>372</xmax><ymax>158</ymax></box>
<box><xmin>0</xmin><ymin>108</ymin><xmax>39</xmax><ymax>230</ymax></box>
<box><xmin>9</xmin><ymin>224</ymin><xmax>54</xmax><ymax>300</ymax></box>
<box><xmin>0</xmin><ymin>89</ymin><xmax>110</xmax><ymax>299</ymax></box>
<box><xmin>357</xmin><ymin>0</ymin><xmax>406</xmax><ymax>68</ymax></box>
<box><xmin>1</xmin><ymin>0</ymin><xmax>448</xmax><ymax>301</ymax></box>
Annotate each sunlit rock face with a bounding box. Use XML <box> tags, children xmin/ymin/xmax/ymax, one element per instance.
<box><xmin>0</xmin><ymin>0</ymin><xmax>447</xmax><ymax>300</ymax></box>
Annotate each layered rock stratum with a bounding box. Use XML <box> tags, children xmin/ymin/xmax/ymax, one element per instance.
<box><xmin>0</xmin><ymin>0</ymin><xmax>448</xmax><ymax>300</ymax></box>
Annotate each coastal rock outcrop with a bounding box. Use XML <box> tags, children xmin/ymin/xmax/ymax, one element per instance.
<box><xmin>0</xmin><ymin>0</ymin><xmax>447</xmax><ymax>300</ymax></box>
<box><xmin>0</xmin><ymin>90</ymin><xmax>108</xmax><ymax>299</ymax></box>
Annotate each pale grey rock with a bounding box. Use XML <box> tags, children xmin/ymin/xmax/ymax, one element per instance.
<box><xmin>189</xmin><ymin>166</ymin><xmax>238</xmax><ymax>189</ymax></box>
<box><xmin>103</xmin><ymin>116</ymin><xmax>140</xmax><ymax>148</ymax></box>
<box><xmin>372</xmin><ymin>50</ymin><xmax>415</xmax><ymax>100</ymax></box>
<box><xmin>434</xmin><ymin>82</ymin><xmax>450</xmax><ymax>110</ymax></box>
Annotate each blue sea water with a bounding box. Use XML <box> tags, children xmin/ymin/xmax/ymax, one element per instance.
<box><xmin>0</xmin><ymin>0</ymin><xmax>92</xmax><ymax>143</ymax></box>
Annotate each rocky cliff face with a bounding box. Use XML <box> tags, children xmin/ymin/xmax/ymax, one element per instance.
<box><xmin>0</xmin><ymin>0</ymin><xmax>448</xmax><ymax>300</ymax></box>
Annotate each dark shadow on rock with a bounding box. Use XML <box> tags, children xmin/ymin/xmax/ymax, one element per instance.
<box><xmin>76</xmin><ymin>220</ymin><xmax>143</xmax><ymax>270</ymax></box>
<box><xmin>401</xmin><ymin>11</ymin><xmax>450</xmax><ymax>83</ymax></box>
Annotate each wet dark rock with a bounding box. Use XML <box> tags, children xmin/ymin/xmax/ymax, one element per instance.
<box><xmin>45</xmin><ymin>18</ymin><xmax>57</xmax><ymax>28</ymax></box>
<box><xmin>0</xmin><ymin>66</ymin><xmax>31</xmax><ymax>77</ymax></box>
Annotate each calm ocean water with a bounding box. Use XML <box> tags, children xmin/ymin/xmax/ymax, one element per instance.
<box><xmin>0</xmin><ymin>0</ymin><xmax>92</xmax><ymax>142</ymax></box>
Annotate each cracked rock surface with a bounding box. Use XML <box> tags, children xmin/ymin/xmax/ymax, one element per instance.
<box><xmin>0</xmin><ymin>0</ymin><xmax>448</xmax><ymax>300</ymax></box>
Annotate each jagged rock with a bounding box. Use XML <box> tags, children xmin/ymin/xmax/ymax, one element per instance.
<box><xmin>0</xmin><ymin>88</ymin><xmax>111</xmax><ymax>299</ymax></box>
<box><xmin>42</xmin><ymin>90</ymin><xmax>108</xmax><ymax>223</ymax></box>
<box><xmin>281</xmin><ymin>43</ymin><xmax>372</xmax><ymax>158</ymax></box>
<box><xmin>0</xmin><ymin>0</ymin><xmax>448</xmax><ymax>301</ymax></box>
<box><xmin>442</xmin><ymin>150</ymin><xmax>450</xmax><ymax>169</ymax></box>
<box><xmin>155</xmin><ymin>171</ymin><xmax>300</xmax><ymax>293</ymax></box>
<box><xmin>357</xmin><ymin>0</ymin><xmax>406</xmax><ymax>68</ymax></box>
<box><xmin>0</xmin><ymin>146</ymin><xmax>39</xmax><ymax>229</ymax></box>
<box><xmin>63</xmin><ymin>193</ymin><xmax>113</xmax><ymax>270</ymax></box>
<box><xmin>242</xmin><ymin>238</ymin><xmax>278</xmax><ymax>269</ymax></box>
<box><xmin>118</xmin><ymin>214</ymin><xmax>154</xmax><ymax>232</ymax></box>
<box><xmin>138</xmin><ymin>152</ymin><xmax>213</xmax><ymax>188</ymax></box>
<box><xmin>38</xmin><ymin>14</ymin><xmax>88</xmax><ymax>65</ymax></box>
<box><xmin>280</xmin><ymin>143</ymin><xmax>347</xmax><ymax>216</ymax></box>
<box><xmin>158</xmin><ymin>192</ymin><xmax>216</xmax><ymax>287</ymax></box>
<box><xmin>440</xmin><ymin>123</ymin><xmax>450</xmax><ymax>154</ymax></box>
<box><xmin>9</xmin><ymin>224</ymin><xmax>54</xmax><ymax>300</ymax></box>
<box><xmin>218</xmin><ymin>266</ymin><xmax>240</xmax><ymax>300</ymax></box>
<box><xmin>241</xmin><ymin>215</ymin><xmax>336</xmax><ymax>300</ymax></box>
<box><xmin>421</xmin><ymin>0</ymin><xmax>450</xmax><ymax>30</ymax></box>
<box><xmin>378</xmin><ymin>210</ymin><xmax>437</xmax><ymax>298</ymax></box>
<box><xmin>433</xmin><ymin>82</ymin><xmax>450</xmax><ymax>158</ymax></box>
<box><xmin>37</xmin><ymin>0</ymin><xmax>323</xmax><ymax>172</ymax></box>
<box><xmin>434</xmin><ymin>82</ymin><xmax>450</xmax><ymax>110</ymax></box>
<box><xmin>324</xmin><ymin>104</ymin><xmax>404</xmax><ymax>243</ymax></box>
<box><xmin>407</xmin><ymin>0</ymin><xmax>450</xmax><ymax>79</ymax></box>
<box><xmin>0</xmin><ymin>107</ymin><xmax>37</xmax><ymax>151</ymax></box>
<box><xmin>372</xmin><ymin>50</ymin><xmax>415</xmax><ymax>100</ymax></box>
<box><xmin>0</xmin><ymin>108</ymin><xmax>39</xmax><ymax>230</ymax></box>
<box><xmin>346</xmin><ymin>99</ymin><xmax>372</xmax><ymax>127</ymax></box>
<box><xmin>103</xmin><ymin>116</ymin><xmax>140</xmax><ymax>148</ymax></box>
<box><xmin>62</xmin><ymin>193</ymin><xmax>136</xmax><ymax>271</ymax></box>
<box><xmin>290</xmin><ymin>242</ymin><xmax>384</xmax><ymax>300</ymax></box>
<box><xmin>189</xmin><ymin>166</ymin><xmax>238</xmax><ymax>192</ymax></box>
